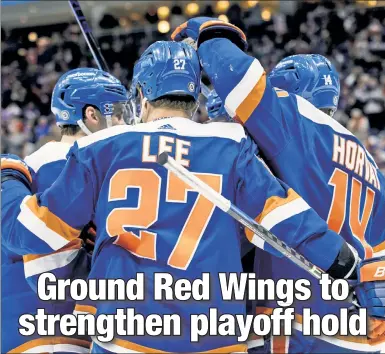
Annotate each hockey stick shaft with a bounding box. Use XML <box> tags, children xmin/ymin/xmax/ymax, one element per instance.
<box><xmin>68</xmin><ymin>0</ymin><xmax>109</xmax><ymax>72</ymax></box>
<box><xmin>157</xmin><ymin>152</ymin><xmax>327</xmax><ymax>281</ymax></box>
<box><xmin>70</xmin><ymin>1</ymin><xmax>210</xmax><ymax>98</ymax></box>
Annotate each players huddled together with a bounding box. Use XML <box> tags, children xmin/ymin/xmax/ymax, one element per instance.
<box><xmin>1</xmin><ymin>17</ymin><xmax>385</xmax><ymax>354</ymax></box>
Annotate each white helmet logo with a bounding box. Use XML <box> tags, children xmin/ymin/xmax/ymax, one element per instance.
<box><xmin>61</xmin><ymin>111</ymin><xmax>70</xmax><ymax>120</ymax></box>
<box><xmin>103</xmin><ymin>103</ymin><xmax>114</xmax><ymax>116</ymax></box>
<box><xmin>323</xmin><ymin>75</ymin><xmax>332</xmax><ymax>86</ymax></box>
<box><xmin>333</xmin><ymin>95</ymin><xmax>338</xmax><ymax>106</ymax></box>
<box><xmin>188</xmin><ymin>82</ymin><xmax>195</xmax><ymax>92</ymax></box>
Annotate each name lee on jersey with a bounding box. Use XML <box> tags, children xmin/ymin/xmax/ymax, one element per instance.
<box><xmin>142</xmin><ymin>135</ymin><xmax>191</xmax><ymax>167</ymax></box>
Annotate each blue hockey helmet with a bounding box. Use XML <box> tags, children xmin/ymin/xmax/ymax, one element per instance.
<box><xmin>129</xmin><ymin>41</ymin><xmax>201</xmax><ymax>119</ymax></box>
<box><xmin>51</xmin><ymin>68</ymin><xmax>128</xmax><ymax>134</ymax></box>
<box><xmin>206</xmin><ymin>90</ymin><xmax>231</xmax><ymax>121</ymax></box>
<box><xmin>269</xmin><ymin>54</ymin><xmax>340</xmax><ymax>116</ymax></box>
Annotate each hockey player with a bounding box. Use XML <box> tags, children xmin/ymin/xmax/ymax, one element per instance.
<box><xmin>268</xmin><ymin>54</ymin><xmax>340</xmax><ymax>118</ymax></box>
<box><xmin>172</xmin><ymin>18</ymin><xmax>385</xmax><ymax>353</ymax></box>
<box><xmin>1</xmin><ymin>41</ymin><xmax>368</xmax><ymax>353</ymax></box>
<box><xmin>1</xmin><ymin>68</ymin><xmax>128</xmax><ymax>353</ymax></box>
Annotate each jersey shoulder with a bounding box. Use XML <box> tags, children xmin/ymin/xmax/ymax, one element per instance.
<box><xmin>76</xmin><ymin>118</ymin><xmax>247</xmax><ymax>150</ymax></box>
<box><xmin>141</xmin><ymin>118</ymin><xmax>247</xmax><ymax>144</ymax></box>
<box><xmin>24</xmin><ymin>141</ymin><xmax>72</xmax><ymax>173</ymax></box>
<box><xmin>24</xmin><ymin>141</ymin><xmax>73</xmax><ymax>191</ymax></box>
<box><xmin>295</xmin><ymin>95</ymin><xmax>353</xmax><ymax>136</ymax></box>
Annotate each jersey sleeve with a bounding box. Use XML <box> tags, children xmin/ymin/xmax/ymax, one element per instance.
<box><xmin>198</xmin><ymin>38</ymin><xmax>303</xmax><ymax>160</ymax></box>
<box><xmin>22</xmin><ymin>239</ymin><xmax>91</xmax><ymax>292</ymax></box>
<box><xmin>235</xmin><ymin>135</ymin><xmax>345</xmax><ymax>271</ymax></box>
<box><xmin>1</xmin><ymin>143</ymin><xmax>96</xmax><ymax>256</ymax></box>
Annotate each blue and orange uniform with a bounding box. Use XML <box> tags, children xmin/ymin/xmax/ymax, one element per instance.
<box><xmin>1</xmin><ymin>67</ymin><xmax>128</xmax><ymax>354</ymax></box>
<box><xmin>1</xmin><ymin>142</ymin><xmax>91</xmax><ymax>354</ymax></box>
<box><xmin>1</xmin><ymin>117</ymin><xmax>360</xmax><ymax>353</ymax></box>
<box><xmin>197</xmin><ymin>36</ymin><xmax>385</xmax><ymax>353</ymax></box>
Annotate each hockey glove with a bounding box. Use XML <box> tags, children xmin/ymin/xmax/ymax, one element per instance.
<box><xmin>354</xmin><ymin>257</ymin><xmax>385</xmax><ymax>339</ymax></box>
<box><xmin>79</xmin><ymin>221</ymin><xmax>97</xmax><ymax>255</ymax></box>
<box><xmin>171</xmin><ymin>17</ymin><xmax>247</xmax><ymax>51</ymax></box>
<box><xmin>1</xmin><ymin>154</ymin><xmax>33</xmax><ymax>191</ymax></box>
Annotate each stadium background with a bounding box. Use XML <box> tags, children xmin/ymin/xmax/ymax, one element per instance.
<box><xmin>1</xmin><ymin>0</ymin><xmax>385</xmax><ymax>173</ymax></box>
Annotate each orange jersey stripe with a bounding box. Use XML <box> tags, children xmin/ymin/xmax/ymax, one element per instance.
<box><xmin>171</xmin><ymin>22</ymin><xmax>188</xmax><ymax>40</ymax></box>
<box><xmin>8</xmin><ymin>337</ymin><xmax>90</xmax><ymax>353</ymax></box>
<box><xmin>23</xmin><ymin>238</ymin><xmax>83</xmax><ymax>262</ymax></box>
<box><xmin>271</xmin><ymin>335</ymin><xmax>289</xmax><ymax>354</ymax></box>
<box><xmin>199</xmin><ymin>20</ymin><xmax>247</xmax><ymax>42</ymax></box>
<box><xmin>74</xmin><ymin>304</ymin><xmax>97</xmax><ymax>315</ymax></box>
<box><xmin>26</xmin><ymin>195</ymin><xmax>80</xmax><ymax>242</ymax></box>
<box><xmin>275</xmin><ymin>89</ymin><xmax>289</xmax><ymax>98</ymax></box>
<box><xmin>204</xmin><ymin>343</ymin><xmax>247</xmax><ymax>353</ymax></box>
<box><xmin>360</xmin><ymin>260</ymin><xmax>385</xmax><ymax>282</ymax></box>
<box><xmin>368</xmin><ymin>318</ymin><xmax>385</xmax><ymax>339</ymax></box>
<box><xmin>245</xmin><ymin>188</ymin><xmax>300</xmax><ymax>241</ymax></box>
<box><xmin>373</xmin><ymin>240</ymin><xmax>385</xmax><ymax>254</ymax></box>
<box><xmin>236</xmin><ymin>73</ymin><xmax>267</xmax><ymax>124</ymax></box>
<box><xmin>112</xmin><ymin>338</ymin><xmax>168</xmax><ymax>353</ymax></box>
<box><xmin>1</xmin><ymin>160</ymin><xmax>32</xmax><ymax>184</ymax></box>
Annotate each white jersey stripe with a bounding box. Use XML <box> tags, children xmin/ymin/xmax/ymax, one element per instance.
<box><xmin>17</xmin><ymin>196</ymin><xmax>69</xmax><ymax>251</ymax></box>
<box><xmin>225</xmin><ymin>59</ymin><xmax>264</xmax><ymax>117</ymax></box>
<box><xmin>247</xmin><ymin>338</ymin><xmax>264</xmax><ymax>349</ymax></box>
<box><xmin>22</xmin><ymin>344</ymin><xmax>89</xmax><ymax>353</ymax></box>
<box><xmin>250</xmin><ymin>234</ymin><xmax>265</xmax><ymax>250</ymax></box>
<box><xmin>296</xmin><ymin>95</ymin><xmax>379</xmax><ymax>169</ymax></box>
<box><xmin>92</xmin><ymin>338</ymin><xmax>140</xmax><ymax>353</ymax></box>
<box><xmin>77</xmin><ymin>118</ymin><xmax>246</xmax><ymax>149</ymax></box>
<box><xmin>260</xmin><ymin>198</ymin><xmax>311</xmax><ymax>231</ymax></box>
<box><xmin>24</xmin><ymin>141</ymin><xmax>72</xmax><ymax>173</ymax></box>
<box><xmin>24</xmin><ymin>249</ymin><xmax>80</xmax><ymax>278</ymax></box>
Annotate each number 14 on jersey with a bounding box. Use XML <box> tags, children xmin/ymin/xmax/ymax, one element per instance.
<box><xmin>327</xmin><ymin>168</ymin><xmax>375</xmax><ymax>259</ymax></box>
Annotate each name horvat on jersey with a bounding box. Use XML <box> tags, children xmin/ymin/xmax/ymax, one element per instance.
<box><xmin>142</xmin><ymin>135</ymin><xmax>191</xmax><ymax>167</ymax></box>
<box><xmin>332</xmin><ymin>134</ymin><xmax>381</xmax><ymax>191</ymax></box>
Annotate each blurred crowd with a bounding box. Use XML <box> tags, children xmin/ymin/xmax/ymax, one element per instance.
<box><xmin>1</xmin><ymin>1</ymin><xmax>385</xmax><ymax>173</ymax></box>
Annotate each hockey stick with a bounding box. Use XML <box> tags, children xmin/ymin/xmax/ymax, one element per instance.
<box><xmin>158</xmin><ymin>152</ymin><xmax>330</xmax><ymax>282</ymax></box>
<box><xmin>68</xmin><ymin>0</ymin><xmax>109</xmax><ymax>72</ymax></box>
<box><xmin>70</xmin><ymin>0</ymin><xmax>211</xmax><ymax>99</ymax></box>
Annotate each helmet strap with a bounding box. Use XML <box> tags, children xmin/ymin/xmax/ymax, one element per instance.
<box><xmin>139</xmin><ymin>97</ymin><xmax>148</xmax><ymax>121</ymax></box>
<box><xmin>77</xmin><ymin>119</ymin><xmax>93</xmax><ymax>136</ymax></box>
<box><xmin>191</xmin><ymin>101</ymin><xmax>199</xmax><ymax>119</ymax></box>
<box><xmin>106</xmin><ymin>115</ymin><xmax>113</xmax><ymax>128</ymax></box>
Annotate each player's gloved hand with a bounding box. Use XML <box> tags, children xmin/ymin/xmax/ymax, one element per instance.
<box><xmin>1</xmin><ymin>154</ymin><xmax>33</xmax><ymax>191</ymax></box>
<box><xmin>171</xmin><ymin>17</ymin><xmax>247</xmax><ymax>51</ymax></box>
<box><xmin>79</xmin><ymin>221</ymin><xmax>97</xmax><ymax>255</ymax></box>
<box><xmin>354</xmin><ymin>257</ymin><xmax>385</xmax><ymax>339</ymax></box>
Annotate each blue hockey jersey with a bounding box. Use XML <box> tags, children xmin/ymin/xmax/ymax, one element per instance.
<box><xmin>2</xmin><ymin>118</ymin><xmax>356</xmax><ymax>352</ymax></box>
<box><xmin>198</xmin><ymin>38</ymin><xmax>385</xmax><ymax>351</ymax></box>
<box><xmin>2</xmin><ymin>141</ymin><xmax>91</xmax><ymax>354</ymax></box>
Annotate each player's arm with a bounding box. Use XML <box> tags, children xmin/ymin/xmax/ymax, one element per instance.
<box><xmin>199</xmin><ymin>37</ymin><xmax>301</xmax><ymax>159</ymax></box>
<box><xmin>172</xmin><ymin>17</ymin><xmax>305</xmax><ymax>160</ymax></box>
<box><xmin>22</xmin><ymin>238</ymin><xmax>92</xmax><ymax>292</ymax></box>
<box><xmin>1</xmin><ymin>147</ymin><xmax>96</xmax><ymax>256</ymax></box>
<box><xmin>235</xmin><ymin>136</ymin><xmax>358</xmax><ymax>279</ymax></box>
